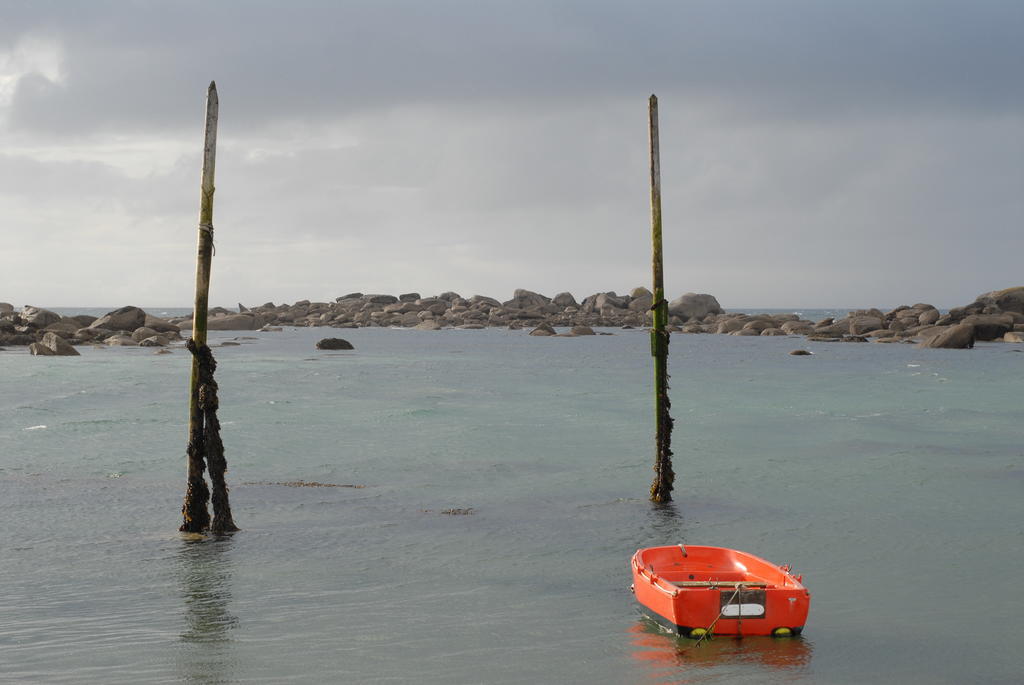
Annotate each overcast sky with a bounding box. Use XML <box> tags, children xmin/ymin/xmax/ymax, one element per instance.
<box><xmin>1</xmin><ymin>0</ymin><xmax>1021</xmax><ymax>309</ymax></box>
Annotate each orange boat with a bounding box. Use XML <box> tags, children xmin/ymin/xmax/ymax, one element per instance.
<box><xmin>631</xmin><ymin>545</ymin><xmax>810</xmax><ymax>638</ymax></box>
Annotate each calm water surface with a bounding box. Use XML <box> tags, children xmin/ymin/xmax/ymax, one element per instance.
<box><xmin>1</xmin><ymin>326</ymin><xmax>1021</xmax><ymax>684</ymax></box>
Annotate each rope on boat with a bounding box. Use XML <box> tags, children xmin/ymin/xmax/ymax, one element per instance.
<box><xmin>691</xmin><ymin>585</ymin><xmax>742</xmax><ymax>648</ymax></box>
<box><xmin>181</xmin><ymin>338</ymin><xmax>238</xmax><ymax>534</ymax></box>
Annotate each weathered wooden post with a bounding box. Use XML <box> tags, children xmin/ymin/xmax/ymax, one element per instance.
<box><xmin>648</xmin><ymin>94</ymin><xmax>675</xmax><ymax>503</ymax></box>
<box><xmin>181</xmin><ymin>82</ymin><xmax>238</xmax><ymax>533</ymax></box>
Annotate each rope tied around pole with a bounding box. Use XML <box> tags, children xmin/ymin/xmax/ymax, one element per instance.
<box><xmin>649</xmin><ymin>298</ymin><xmax>672</xmax><ymax>358</ymax></box>
<box><xmin>198</xmin><ymin>221</ymin><xmax>216</xmax><ymax>256</ymax></box>
<box><xmin>181</xmin><ymin>338</ymin><xmax>238</xmax><ymax>534</ymax></box>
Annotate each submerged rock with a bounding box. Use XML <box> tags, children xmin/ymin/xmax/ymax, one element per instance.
<box><xmin>138</xmin><ymin>336</ymin><xmax>169</xmax><ymax>347</ymax></box>
<box><xmin>316</xmin><ymin>337</ymin><xmax>354</xmax><ymax>350</ymax></box>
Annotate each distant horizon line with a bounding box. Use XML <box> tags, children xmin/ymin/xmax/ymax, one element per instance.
<box><xmin>33</xmin><ymin>303</ymin><xmax>948</xmax><ymax>312</ymax></box>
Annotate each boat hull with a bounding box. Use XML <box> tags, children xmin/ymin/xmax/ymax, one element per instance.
<box><xmin>631</xmin><ymin>545</ymin><xmax>810</xmax><ymax>638</ymax></box>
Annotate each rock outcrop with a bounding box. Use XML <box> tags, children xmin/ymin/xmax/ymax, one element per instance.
<box><xmin>4</xmin><ymin>286</ymin><xmax>1022</xmax><ymax>351</ymax></box>
<box><xmin>224</xmin><ymin>289</ymin><xmax>670</xmax><ymax>331</ymax></box>
<box><xmin>0</xmin><ymin>305</ymin><xmax>182</xmax><ymax>352</ymax></box>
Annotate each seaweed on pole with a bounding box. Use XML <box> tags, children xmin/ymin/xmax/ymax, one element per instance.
<box><xmin>648</xmin><ymin>95</ymin><xmax>675</xmax><ymax>503</ymax></box>
<box><xmin>650</xmin><ymin>325</ymin><xmax>675</xmax><ymax>502</ymax></box>
<box><xmin>184</xmin><ymin>339</ymin><xmax>238</xmax><ymax>533</ymax></box>
<box><xmin>181</xmin><ymin>400</ymin><xmax>211</xmax><ymax>532</ymax></box>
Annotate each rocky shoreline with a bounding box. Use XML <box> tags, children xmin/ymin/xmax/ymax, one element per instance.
<box><xmin>2</xmin><ymin>286</ymin><xmax>1022</xmax><ymax>355</ymax></box>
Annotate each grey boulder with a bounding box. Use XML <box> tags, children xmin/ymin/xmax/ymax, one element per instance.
<box><xmin>90</xmin><ymin>306</ymin><xmax>147</xmax><ymax>332</ymax></box>
<box><xmin>505</xmin><ymin>289</ymin><xmax>551</xmax><ymax>310</ymax></box>
<box><xmin>979</xmin><ymin>286</ymin><xmax>1024</xmax><ymax>314</ymax></box>
<box><xmin>552</xmin><ymin>292</ymin><xmax>578</xmax><ymax>308</ymax></box>
<box><xmin>849</xmin><ymin>316</ymin><xmax>883</xmax><ymax>335</ymax></box>
<box><xmin>668</xmin><ymin>293</ymin><xmax>722</xmax><ymax>321</ymax></box>
<box><xmin>29</xmin><ymin>342</ymin><xmax>57</xmax><ymax>356</ymax></box>
<box><xmin>21</xmin><ymin>306</ymin><xmax>62</xmax><ymax>328</ymax></box>
<box><xmin>961</xmin><ymin>314</ymin><xmax>1013</xmax><ymax>341</ymax></box>
<box><xmin>919</xmin><ymin>324</ymin><xmax>975</xmax><ymax>349</ymax></box>
<box><xmin>37</xmin><ymin>332</ymin><xmax>80</xmax><ymax>356</ymax></box>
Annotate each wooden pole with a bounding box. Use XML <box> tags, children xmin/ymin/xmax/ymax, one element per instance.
<box><xmin>181</xmin><ymin>82</ymin><xmax>219</xmax><ymax>532</ymax></box>
<box><xmin>648</xmin><ymin>94</ymin><xmax>675</xmax><ymax>503</ymax></box>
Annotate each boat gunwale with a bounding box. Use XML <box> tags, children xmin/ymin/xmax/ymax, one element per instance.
<box><xmin>631</xmin><ymin>545</ymin><xmax>807</xmax><ymax>592</ymax></box>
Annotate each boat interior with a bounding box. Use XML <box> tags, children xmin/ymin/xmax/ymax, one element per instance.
<box><xmin>636</xmin><ymin>545</ymin><xmax>799</xmax><ymax>589</ymax></box>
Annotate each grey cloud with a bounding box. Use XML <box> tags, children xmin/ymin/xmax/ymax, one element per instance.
<box><xmin>1</xmin><ymin>1</ymin><xmax>1021</xmax><ymax>308</ymax></box>
<box><xmin>4</xmin><ymin>0</ymin><xmax>1023</xmax><ymax>138</ymax></box>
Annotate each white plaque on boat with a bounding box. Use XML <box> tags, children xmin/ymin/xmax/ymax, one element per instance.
<box><xmin>721</xmin><ymin>603</ymin><xmax>765</xmax><ymax>617</ymax></box>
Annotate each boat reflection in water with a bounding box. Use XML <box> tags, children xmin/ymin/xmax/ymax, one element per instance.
<box><xmin>629</xmin><ymin>615</ymin><xmax>813</xmax><ymax>678</ymax></box>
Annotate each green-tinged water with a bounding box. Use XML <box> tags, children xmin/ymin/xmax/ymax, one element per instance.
<box><xmin>1</xmin><ymin>327</ymin><xmax>1021</xmax><ymax>684</ymax></box>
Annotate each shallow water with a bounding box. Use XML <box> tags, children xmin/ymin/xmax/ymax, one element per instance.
<box><xmin>1</xmin><ymin>326</ymin><xmax>1021</xmax><ymax>683</ymax></box>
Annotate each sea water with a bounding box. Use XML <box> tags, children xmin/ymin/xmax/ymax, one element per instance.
<box><xmin>1</xmin><ymin>324</ymin><xmax>1021</xmax><ymax>684</ymax></box>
